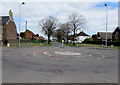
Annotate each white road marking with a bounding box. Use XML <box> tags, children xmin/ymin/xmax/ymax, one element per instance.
<box><xmin>33</xmin><ymin>50</ymin><xmax>106</xmax><ymax>61</ymax></box>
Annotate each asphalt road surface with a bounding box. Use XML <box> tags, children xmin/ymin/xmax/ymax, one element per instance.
<box><xmin>2</xmin><ymin>42</ymin><xmax>118</xmax><ymax>83</ymax></box>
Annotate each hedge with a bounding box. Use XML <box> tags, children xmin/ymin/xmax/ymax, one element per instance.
<box><xmin>83</xmin><ymin>40</ymin><xmax>120</xmax><ymax>46</ymax></box>
<box><xmin>32</xmin><ymin>39</ymin><xmax>46</xmax><ymax>43</ymax></box>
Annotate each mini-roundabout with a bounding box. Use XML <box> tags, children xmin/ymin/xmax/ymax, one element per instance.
<box><xmin>33</xmin><ymin>48</ymin><xmax>105</xmax><ymax>60</ymax></box>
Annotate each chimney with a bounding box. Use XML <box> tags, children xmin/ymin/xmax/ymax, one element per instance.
<box><xmin>9</xmin><ymin>10</ymin><xmax>13</xmax><ymax>17</ymax></box>
<box><xmin>9</xmin><ymin>10</ymin><xmax>14</xmax><ymax>21</ymax></box>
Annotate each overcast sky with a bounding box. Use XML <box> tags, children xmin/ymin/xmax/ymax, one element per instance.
<box><xmin>1</xmin><ymin>0</ymin><xmax>119</xmax><ymax>37</ymax></box>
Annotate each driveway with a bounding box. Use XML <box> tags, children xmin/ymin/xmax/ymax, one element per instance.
<box><xmin>2</xmin><ymin>42</ymin><xmax>118</xmax><ymax>83</ymax></box>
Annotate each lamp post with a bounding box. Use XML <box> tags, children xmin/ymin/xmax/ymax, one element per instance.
<box><xmin>105</xmin><ymin>4</ymin><xmax>108</xmax><ymax>47</ymax></box>
<box><xmin>25</xmin><ymin>21</ymin><xmax>27</xmax><ymax>44</ymax></box>
<box><xmin>19</xmin><ymin>2</ymin><xmax>25</xmax><ymax>47</ymax></box>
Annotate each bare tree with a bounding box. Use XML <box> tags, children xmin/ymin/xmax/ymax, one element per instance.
<box><xmin>54</xmin><ymin>29</ymin><xmax>64</xmax><ymax>42</ymax></box>
<box><xmin>39</xmin><ymin>16</ymin><xmax>57</xmax><ymax>44</ymax></box>
<box><xmin>60</xmin><ymin>22</ymin><xmax>71</xmax><ymax>43</ymax></box>
<box><xmin>68</xmin><ymin>12</ymin><xmax>85</xmax><ymax>45</ymax></box>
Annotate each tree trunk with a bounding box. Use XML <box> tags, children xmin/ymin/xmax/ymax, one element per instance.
<box><xmin>73</xmin><ymin>25</ymin><xmax>76</xmax><ymax>45</ymax></box>
<box><xmin>48</xmin><ymin>35</ymin><xmax>50</xmax><ymax>44</ymax></box>
<box><xmin>66</xmin><ymin>34</ymin><xmax>68</xmax><ymax>43</ymax></box>
<box><xmin>66</xmin><ymin>39</ymin><xmax>68</xmax><ymax>43</ymax></box>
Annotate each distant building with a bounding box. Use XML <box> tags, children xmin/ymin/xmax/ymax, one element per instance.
<box><xmin>24</xmin><ymin>29</ymin><xmax>35</xmax><ymax>40</ymax></box>
<box><xmin>24</xmin><ymin>29</ymin><xmax>46</xmax><ymax>41</ymax></box>
<box><xmin>35</xmin><ymin>36</ymin><xmax>46</xmax><ymax>41</ymax></box>
<box><xmin>68</xmin><ymin>31</ymin><xmax>90</xmax><ymax>43</ymax></box>
<box><xmin>75</xmin><ymin>31</ymin><xmax>90</xmax><ymax>43</ymax></box>
<box><xmin>112</xmin><ymin>27</ymin><xmax>120</xmax><ymax>41</ymax></box>
<box><xmin>97</xmin><ymin>32</ymin><xmax>112</xmax><ymax>41</ymax></box>
<box><xmin>0</xmin><ymin>10</ymin><xmax>17</xmax><ymax>45</ymax></box>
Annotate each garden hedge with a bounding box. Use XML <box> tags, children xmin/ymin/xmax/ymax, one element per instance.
<box><xmin>83</xmin><ymin>40</ymin><xmax>120</xmax><ymax>46</ymax></box>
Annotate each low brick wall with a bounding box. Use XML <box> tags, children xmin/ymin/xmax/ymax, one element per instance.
<box><xmin>3</xmin><ymin>39</ymin><xmax>18</xmax><ymax>46</ymax></box>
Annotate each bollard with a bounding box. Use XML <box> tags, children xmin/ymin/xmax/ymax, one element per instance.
<box><xmin>7</xmin><ymin>43</ymin><xmax>10</xmax><ymax>47</ymax></box>
<box><xmin>111</xmin><ymin>45</ymin><xmax>113</xmax><ymax>47</ymax></box>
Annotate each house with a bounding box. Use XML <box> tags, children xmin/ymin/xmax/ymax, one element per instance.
<box><xmin>68</xmin><ymin>31</ymin><xmax>90</xmax><ymax>43</ymax></box>
<box><xmin>68</xmin><ymin>34</ymin><xmax>77</xmax><ymax>41</ymax></box>
<box><xmin>36</xmin><ymin>36</ymin><xmax>46</xmax><ymax>41</ymax></box>
<box><xmin>75</xmin><ymin>31</ymin><xmax>90</xmax><ymax>43</ymax></box>
<box><xmin>97</xmin><ymin>32</ymin><xmax>112</xmax><ymax>41</ymax></box>
<box><xmin>0</xmin><ymin>10</ymin><xmax>17</xmax><ymax>45</ymax></box>
<box><xmin>24</xmin><ymin>29</ymin><xmax>35</xmax><ymax>40</ymax></box>
<box><xmin>24</xmin><ymin>29</ymin><xmax>46</xmax><ymax>41</ymax></box>
<box><xmin>112</xmin><ymin>27</ymin><xmax>120</xmax><ymax>41</ymax></box>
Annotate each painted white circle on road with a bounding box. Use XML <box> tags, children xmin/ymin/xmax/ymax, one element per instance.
<box><xmin>54</xmin><ymin>51</ymin><xmax>81</xmax><ymax>55</ymax></box>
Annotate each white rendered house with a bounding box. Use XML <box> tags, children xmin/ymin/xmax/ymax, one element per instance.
<box><xmin>68</xmin><ymin>31</ymin><xmax>90</xmax><ymax>43</ymax></box>
<box><xmin>75</xmin><ymin>31</ymin><xmax>90</xmax><ymax>43</ymax></box>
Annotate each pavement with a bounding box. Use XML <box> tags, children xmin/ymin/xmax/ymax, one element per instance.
<box><xmin>2</xmin><ymin>42</ymin><xmax>118</xmax><ymax>83</ymax></box>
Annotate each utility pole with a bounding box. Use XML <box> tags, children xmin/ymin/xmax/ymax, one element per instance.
<box><xmin>25</xmin><ymin>21</ymin><xmax>27</xmax><ymax>30</ymax></box>
<box><xmin>25</xmin><ymin>21</ymin><xmax>27</xmax><ymax>43</ymax></box>
<box><xmin>19</xmin><ymin>2</ymin><xmax>25</xmax><ymax>47</ymax></box>
<box><xmin>105</xmin><ymin>4</ymin><xmax>108</xmax><ymax>47</ymax></box>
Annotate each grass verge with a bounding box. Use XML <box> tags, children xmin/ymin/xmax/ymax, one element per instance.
<box><xmin>42</xmin><ymin>43</ymin><xmax>52</xmax><ymax>47</ymax></box>
<box><xmin>10</xmin><ymin>43</ymin><xmax>40</xmax><ymax>47</ymax></box>
<box><xmin>64</xmin><ymin>43</ymin><xmax>77</xmax><ymax>47</ymax></box>
<box><xmin>65</xmin><ymin>43</ymin><xmax>120</xmax><ymax>49</ymax></box>
<box><xmin>78</xmin><ymin>43</ymin><xmax>120</xmax><ymax>49</ymax></box>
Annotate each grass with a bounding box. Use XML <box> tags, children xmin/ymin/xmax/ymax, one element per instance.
<box><xmin>65</xmin><ymin>43</ymin><xmax>120</xmax><ymax>49</ymax></box>
<box><xmin>10</xmin><ymin>43</ymin><xmax>52</xmax><ymax>47</ymax></box>
<box><xmin>10</xmin><ymin>43</ymin><xmax>40</xmax><ymax>47</ymax></box>
<box><xmin>78</xmin><ymin>43</ymin><xmax>102</xmax><ymax>47</ymax></box>
<box><xmin>79</xmin><ymin>43</ymin><xmax>120</xmax><ymax>49</ymax></box>
<box><xmin>64</xmin><ymin>43</ymin><xmax>99</xmax><ymax>47</ymax></box>
<box><xmin>22</xmin><ymin>43</ymin><xmax>40</xmax><ymax>46</ymax></box>
<box><xmin>107</xmin><ymin>46</ymin><xmax>120</xmax><ymax>49</ymax></box>
<box><xmin>42</xmin><ymin>43</ymin><xmax>52</xmax><ymax>47</ymax></box>
<box><xmin>64</xmin><ymin>43</ymin><xmax>77</xmax><ymax>47</ymax></box>
<box><xmin>4</xmin><ymin>42</ymin><xmax>53</xmax><ymax>47</ymax></box>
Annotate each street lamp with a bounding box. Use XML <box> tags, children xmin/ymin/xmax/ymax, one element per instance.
<box><xmin>19</xmin><ymin>2</ymin><xmax>25</xmax><ymax>47</ymax></box>
<box><xmin>105</xmin><ymin>4</ymin><xmax>108</xmax><ymax>47</ymax></box>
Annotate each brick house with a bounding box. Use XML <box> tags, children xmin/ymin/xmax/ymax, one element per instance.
<box><xmin>0</xmin><ymin>10</ymin><xmax>17</xmax><ymax>45</ymax></box>
<box><xmin>24</xmin><ymin>29</ymin><xmax>46</xmax><ymax>41</ymax></box>
<box><xmin>24</xmin><ymin>29</ymin><xmax>35</xmax><ymax>40</ymax></box>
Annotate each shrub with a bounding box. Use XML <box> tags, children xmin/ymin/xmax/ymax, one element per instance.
<box><xmin>84</xmin><ymin>38</ymin><xmax>93</xmax><ymax>41</ymax></box>
<box><xmin>32</xmin><ymin>39</ymin><xmax>46</xmax><ymax>43</ymax></box>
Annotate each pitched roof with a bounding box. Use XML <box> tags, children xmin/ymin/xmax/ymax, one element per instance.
<box><xmin>38</xmin><ymin>36</ymin><xmax>46</xmax><ymax>40</ymax></box>
<box><xmin>68</xmin><ymin>31</ymin><xmax>89</xmax><ymax>40</ymax></box>
<box><xmin>97</xmin><ymin>32</ymin><xmax>112</xmax><ymax>39</ymax></box>
<box><xmin>0</xmin><ymin>16</ymin><xmax>10</xmax><ymax>24</ymax></box>
<box><xmin>26</xmin><ymin>29</ymin><xmax>35</xmax><ymax>36</ymax></box>
<box><xmin>113</xmin><ymin>27</ymin><xmax>120</xmax><ymax>34</ymax></box>
<box><xmin>68</xmin><ymin>34</ymin><xmax>77</xmax><ymax>40</ymax></box>
<box><xmin>77</xmin><ymin>31</ymin><xmax>89</xmax><ymax>36</ymax></box>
